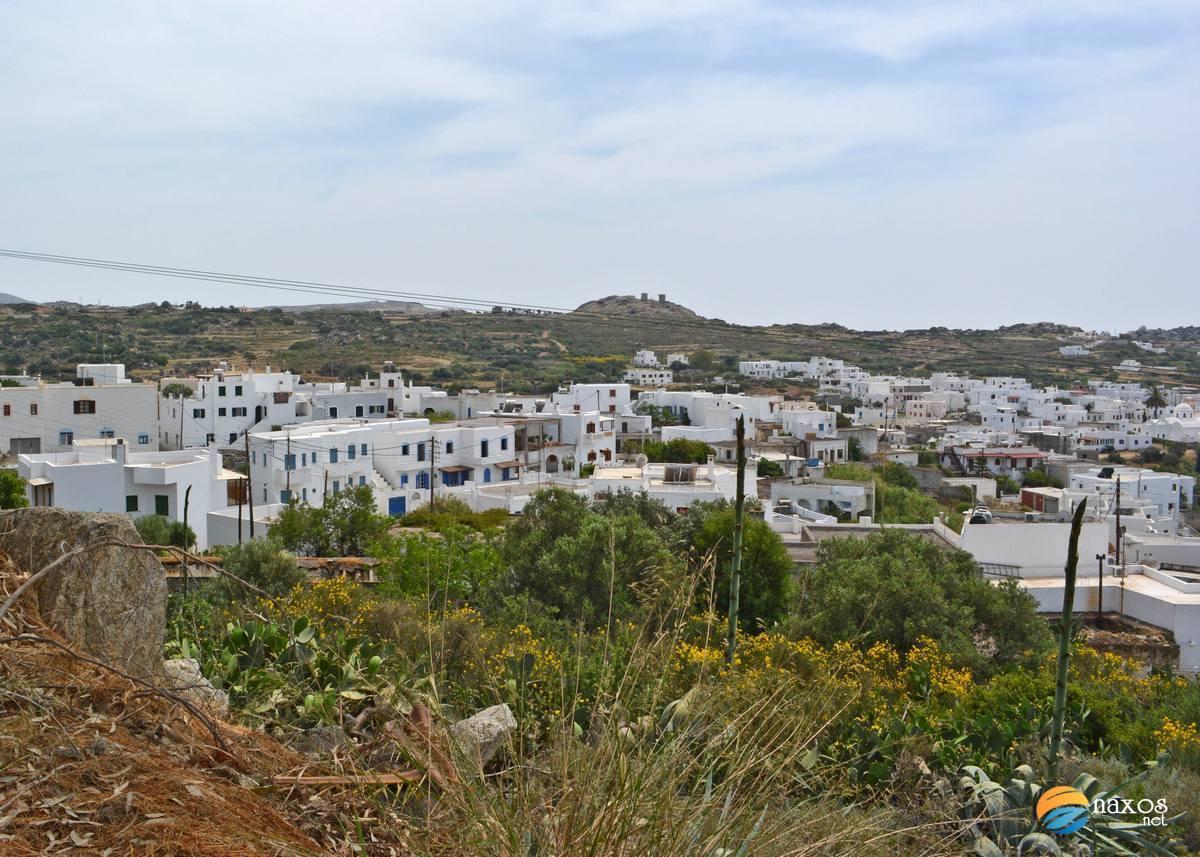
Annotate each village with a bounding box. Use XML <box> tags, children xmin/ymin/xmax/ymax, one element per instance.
<box><xmin>3</xmin><ymin>343</ymin><xmax>1198</xmax><ymax>673</ymax></box>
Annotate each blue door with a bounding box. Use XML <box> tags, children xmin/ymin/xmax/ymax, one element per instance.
<box><xmin>388</xmin><ymin>496</ymin><xmax>406</xmax><ymax>517</ymax></box>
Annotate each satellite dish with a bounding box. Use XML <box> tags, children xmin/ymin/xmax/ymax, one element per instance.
<box><xmin>634</xmin><ymin>454</ymin><xmax>649</xmax><ymax>468</ymax></box>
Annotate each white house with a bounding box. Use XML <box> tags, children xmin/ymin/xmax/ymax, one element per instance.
<box><xmin>1067</xmin><ymin>466</ymin><xmax>1194</xmax><ymax>528</ymax></box>
<box><xmin>1059</xmin><ymin>345</ymin><xmax>1091</xmax><ymax>357</ymax></box>
<box><xmin>248</xmin><ymin>417</ymin><xmax>519</xmax><ymax>517</ymax></box>
<box><xmin>589</xmin><ymin>460</ymin><xmax>750</xmax><ymax>512</ymax></box>
<box><xmin>161</xmin><ymin>363</ymin><xmax>390</xmax><ymax>449</ymax></box>
<box><xmin>1</xmin><ymin>364</ymin><xmax>159</xmax><ymax>456</ymax></box>
<box><xmin>18</xmin><ymin>440</ymin><xmax>243</xmax><ymax>549</ymax></box>
<box><xmin>634</xmin><ymin>349</ymin><xmax>660</xmax><ymax>368</ymax></box>
<box><xmin>624</xmin><ymin>368</ymin><xmax>673</xmax><ymax>386</ymax></box>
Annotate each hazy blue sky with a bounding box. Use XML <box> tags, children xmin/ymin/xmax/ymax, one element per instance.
<box><xmin>1</xmin><ymin>1</ymin><xmax>1197</xmax><ymax>330</ymax></box>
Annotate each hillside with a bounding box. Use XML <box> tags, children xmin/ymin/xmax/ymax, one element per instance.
<box><xmin>0</xmin><ymin>292</ymin><xmax>33</xmax><ymax>304</ymax></box>
<box><xmin>0</xmin><ymin>299</ymin><xmax>1197</xmax><ymax>390</ymax></box>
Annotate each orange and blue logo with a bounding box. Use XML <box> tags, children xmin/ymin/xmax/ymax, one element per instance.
<box><xmin>1036</xmin><ymin>786</ymin><xmax>1091</xmax><ymax>835</ymax></box>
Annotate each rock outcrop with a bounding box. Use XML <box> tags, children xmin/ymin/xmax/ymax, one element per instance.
<box><xmin>162</xmin><ymin>657</ymin><xmax>229</xmax><ymax>716</ymax></box>
<box><xmin>450</xmin><ymin>703</ymin><xmax>516</xmax><ymax>767</ymax></box>
<box><xmin>0</xmin><ymin>508</ymin><xmax>167</xmax><ymax>678</ymax></box>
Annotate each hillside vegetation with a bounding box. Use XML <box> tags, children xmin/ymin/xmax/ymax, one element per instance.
<box><xmin>2</xmin><ymin>299</ymin><xmax>1197</xmax><ymax>390</ymax></box>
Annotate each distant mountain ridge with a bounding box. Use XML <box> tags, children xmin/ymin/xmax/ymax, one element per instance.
<box><xmin>0</xmin><ymin>292</ymin><xmax>33</xmax><ymax>304</ymax></box>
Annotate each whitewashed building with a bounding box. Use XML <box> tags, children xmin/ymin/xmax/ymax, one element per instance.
<box><xmin>18</xmin><ymin>441</ymin><xmax>243</xmax><ymax>549</ymax></box>
<box><xmin>1</xmin><ymin>364</ymin><xmax>159</xmax><ymax>456</ymax></box>
<box><xmin>248</xmin><ymin>417</ymin><xmax>519</xmax><ymax>517</ymax></box>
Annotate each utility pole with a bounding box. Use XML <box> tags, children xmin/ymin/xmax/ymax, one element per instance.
<box><xmin>237</xmin><ymin>477</ymin><xmax>244</xmax><ymax>544</ymax></box>
<box><xmin>285</xmin><ymin>430</ymin><xmax>292</xmax><ymax>497</ymax></box>
<box><xmin>726</xmin><ymin>415</ymin><xmax>746</xmax><ymax>665</ymax></box>
<box><xmin>244</xmin><ymin>431</ymin><xmax>255</xmax><ymax>539</ymax></box>
<box><xmin>182</xmin><ymin>485</ymin><xmax>192</xmax><ymax>595</ymax></box>
<box><xmin>1115</xmin><ymin>475</ymin><xmax>1122</xmax><ymax>570</ymax></box>
<box><xmin>179</xmin><ymin>395</ymin><xmax>185</xmax><ymax>451</ymax></box>
<box><xmin>323</xmin><ymin>470</ymin><xmax>329</xmax><ymax>507</ymax></box>
<box><xmin>429</xmin><ymin>436</ymin><xmax>436</xmax><ymax>510</ymax></box>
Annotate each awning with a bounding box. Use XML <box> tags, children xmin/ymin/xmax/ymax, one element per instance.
<box><xmin>438</xmin><ymin>465</ymin><xmax>470</xmax><ymax>473</ymax></box>
<box><xmin>27</xmin><ymin>477</ymin><xmax>51</xmax><ymax>486</ymax></box>
<box><xmin>496</xmin><ymin>460</ymin><xmax>522</xmax><ymax>469</ymax></box>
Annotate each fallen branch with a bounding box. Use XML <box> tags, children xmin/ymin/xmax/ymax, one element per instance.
<box><xmin>270</xmin><ymin>771</ymin><xmax>422</xmax><ymax>787</ymax></box>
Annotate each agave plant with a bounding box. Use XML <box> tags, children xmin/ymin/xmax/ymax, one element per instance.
<box><xmin>961</xmin><ymin>764</ymin><xmax>1177</xmax><ymax>856</ymax></box>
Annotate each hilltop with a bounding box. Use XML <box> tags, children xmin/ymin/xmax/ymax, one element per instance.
<box><xmin>0</xmin><ymin>292</ymin><xmax>33</xmax><ymax>304</ymax></box>
<box><xmin>571</xmin><ymin>294</ymin><xmax>702</xmax><ymax>320</ymax></box>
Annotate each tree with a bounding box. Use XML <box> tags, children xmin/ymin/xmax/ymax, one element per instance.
<box><xmin>373</xmin><ymin>525</ymin><xmax>501</xmax><ymax>605</ymax></box>
<box><xmin>501</xmin><ymin>489</ymin><xmax>676</xmax><ymax>627</ymax></box>
<box><xmin>847</xmin><ymin>437</ymin><xmax>866</xmax><ymax>462</ymax></box>
<box><xmin>271</xmin><ymin>486</ymin><xmax>387</xmax><ymax>557</ymax></box>
<box><xmin>673</xmin><ymin>501</ymin><xmax>792</xmax><ymax>630</ymax></box>
<box><xmin>1021</xmin><ymin>468</ymin><xmax>1062</xmax><ymax>489</ymax></box>
<box><xmin>641</xmin><ymin>438</ymin><xmax>714</xmax><ymax>464</ymax></box>
<box><xmin>689</xmin><ymin>348</ymin><xmax>716</xmax><ymax>371</ymax></box>
<box><xmin>1145</xmin><ymin>385</ymin><xmax>1167</xmax><ymax>415</ymax></box>
<box><xmin>211</xmin><ymin>538</ymin><xmax>304</xmax><ymax>600</ymax></box>
<box><xmin>757</xmin><ymin>457</ymin><xmax>784</xmax><ymax>478</ymax></box>
<box><xmin>161</xmin><ymin>382</ymin><xmax>194</xmax><ymax>398</ymax></box>
<box><xmin>134</xmin><ymin>514</ymin><xmax>195</xmax><ymax>549</ymax></box>
<box><xmin>0</xmin><ymin>470</ymin><xmax>28</xmax><ymax>509</ymax></box>
<box><xmin>790</xmin><ymin>530</ymin><xmax>1050</xmax><ymax>675</ymax></box>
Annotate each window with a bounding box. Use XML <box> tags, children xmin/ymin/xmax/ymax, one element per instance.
<box><xmin>329</xmin><ymin>407</ymin><xmax>338</xmax><ymax>418</ymax></box>
<box><xmin>154</xmin><ymin>495</ymin><xmax>169</xmax><ymax>516</ymax></box>
<box><xmin>360</xmin><ymin>443</ymin><xmax>367</xmax><ymax>456</ymax></box>
<box><xmin>138</xmin><ymin>433</ymin><xmax>150</xmax><ymax>444</ymax></box>
<box><xmin>251</xmin><ymin>451</ymin><xmax>256</xmax><ymax>464</ymax></box>
<box><xmin>332</xmin><ymin>480</ymin><xmax>340</xmax><ymax>493</ymax></box>
<box><xmin>480</xmin><ymin>439</ymin><xmax>488</xmax><ymax>457</ymax></box>
<box><xmin>228</xmin><ymin>433</ymin><xmax>237</xmax><ymax>443</ymax></box>
<box><xmin>609</xmin><ymin>389</ymin><xmax>616</xmax><ymax>397</ymax></box>
<box><xmin>329</xmin><ymin>448</ymin><xmax>338</xmax><ymax>463</ymax></box>
<box><xmin>99</xmin><ymin>428</ymin><xmax>114</xmax><ymax>439</ymax></box>
<box><xmin>218</xmin><ymin>385</ymin><xmax>226</xmax><ymax>396</ymax></box>
<box><xmin>125</xmin><ymin>495</ymin><xmax>138</xmax><ymax>512</ymax></box>
<box><xmin>359</xmin><ymin>475</ymin><xmax>366</xmax><ymax>486</ymax></box>
<box><xmin>445</xmin><ymin>441</ymin><xmax>454</xmax><ymax>454</ymax></box>
<box><xmin>205</xmin><ymin>433</ymin><xmax>215</xmax><ymax>444</ymax></box>
<box><xmin>402</xmin><ymin>444</ymin><xmax>410</xmax><ymax>456</ymax></box>
<box><xmin>347</xmin><ymin>444</ymin><xmax>356</xmax><ymax>460</ymax></box>
<box><xmin>285</xmin><ymin>454</ymin><xmax>296</xmax><ymax>470</ymax></box>
<box><xmin>355</xmin><ymin>405</ymin><xmax>364</xmax><ymax>417</ymax></box>
<box><xmin>280</xmin><ymin>489</ymin><xmax>292</xmax><ymax>504</ymax></box>
<box><xmin>417</xmin><ymin>442</ymin><xmax>425</xmax><ymax>462</ymax></box>
<box><xmin>232</xmin><ymin>407</ymin><xmax>247</xmax><ymax>417</ymax></box>
<box><xmin>30</xmin><ymin>404</ymin><xmax>37</xmax><ymax>415</ymax></box>
<box><xmin>400</xmin><ymin>474</ymin><xmax>409</xmax><ymax>486</ymax></box>
<box><xmin>1</xmin><ymin>405</ymin><xmax>8</xmax><ymax>416</ymax></box>
<box><xmin>193</xmin><ymin>408</ymin><xmax>205</xmax><ymax>418</ymax></box>
<box><xmin>73</xmin><ymin>399</ymin><xmax>96</xmax><ymax>415</ymax></box>
<box><xmin>501</xmin><ymin>437</ymin><xmax>508</xmax><ymax>451</ymax></box>
<box><xmin>218</xmin><ymin>408</ymin><xmax>227</xmax><ymax>417</ymax></box>
<box><xmin>301</xmin><ymin>452</ymin><xmax>307</xmax><ymax>466</ymax></box>
<box><xmin>59</xmin><ymin>431</ymin><xmax>73</xmax><ymax>446</ymax></box>
<box><xmin>234</xmin><ymin>385</ymin><xmax>243</xmax><ymax>396</ymax></box>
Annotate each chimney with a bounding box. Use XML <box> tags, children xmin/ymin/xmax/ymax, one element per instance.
<box><xmin>657</xmin><ymin>293</ymin><xmax>666</xmax><ymax>304</ymax></box>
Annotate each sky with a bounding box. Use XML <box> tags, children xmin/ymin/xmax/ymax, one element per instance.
<box><xmin>1</xmin><ymin>1</ymin><xmax>1197</xmax><ymax>331</ymax></box>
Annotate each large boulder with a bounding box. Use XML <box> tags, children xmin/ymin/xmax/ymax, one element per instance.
<box><xmin>0</xmin><ymin>508</ymin><xmax>167</xmax><ymax>679</ymax></box>
<box><xmin>163</xmin><ymin>657</ymin><xmax>229</xmax><ymax>716</ymax></box>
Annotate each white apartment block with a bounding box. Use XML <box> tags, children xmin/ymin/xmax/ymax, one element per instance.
<box><xmin>18</xmin><ymin>441</ymin><xmax>242</xmax><ymax>549</ymax></box>
<box><xmin>624</xmin><ymin>368</ymin><xmax>673</xmax><ymax>386</ymax></box>
<box><xmin>1</xmin><ymin>364</ymin><xmax>159</xmax><ymax>456</ymax></box>
<box><xmin>248</xmin><ymin>417</ymin><xmax>519</xmax><ymax>517</ymax></box>
<box><xmin>161</xmin><ymin>363</ymin><xmax>390</xmax><ymax>449</ymax></box>
<box><xmin>633</xmin><ymin>349</ymin><xmax>660</xmax><ymax>368</ymax></box>
<box><xmin>1067</xmin><ymin>466</ymin><xmax>1194</xmax><ymax>526</ymax></box>
<box><xmin>1072</xmin><ymin>428</ymin><xmax>1153</xmax><ymax>454</ymax></box>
